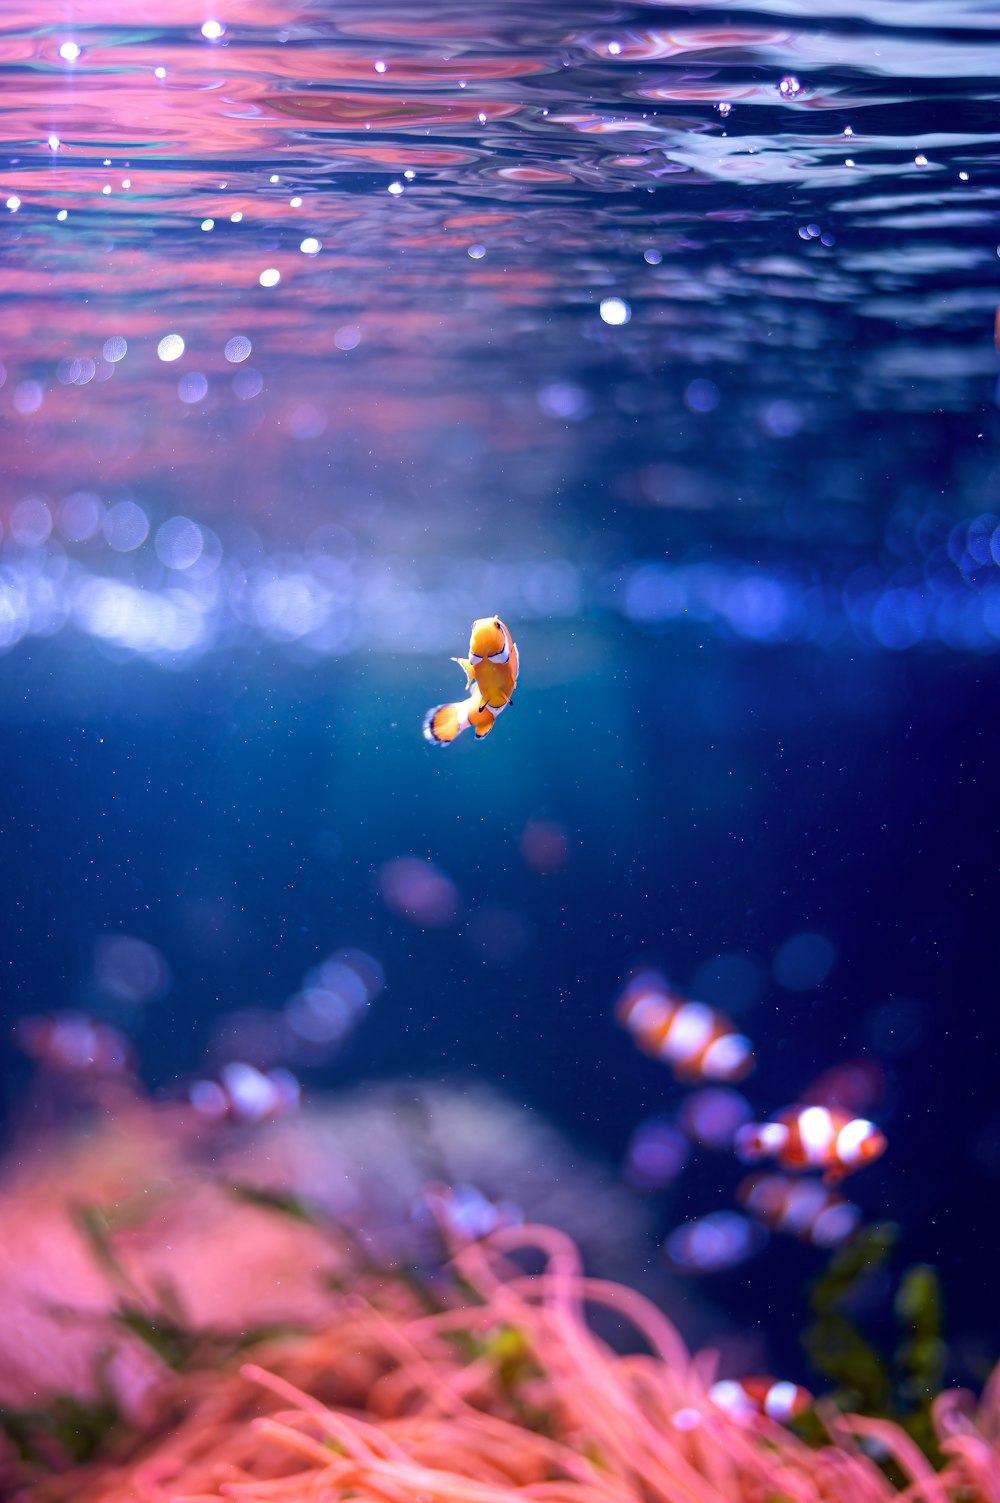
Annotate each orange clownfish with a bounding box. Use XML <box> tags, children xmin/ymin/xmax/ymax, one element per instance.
<box><xmin>737</xmin><ymin>1172</ymin><xmax>861</xmax><ymax>1247</ymax></box>
<box><xmin>709</xmin><ymin>1377</ymin><xmax>812</xmax><ymax>1426</ymax></box>
<box><xmin>423</xmin><ymin>616</ymin><xmax>519</xmax><ymax>745</ymax></box>
<box><xmin>615</xmin><ymin>972</ymin><xmax>754</xmax><ymax>1083</ymax></box>
<box><xmin>735</xmin><ymin>1105</ymin><xmax>886</xmax><ymax>1184</ymax></box>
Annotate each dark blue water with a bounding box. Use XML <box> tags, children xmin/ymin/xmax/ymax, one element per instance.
<box><xmin>1</xmin><ymin>0</ymin><xmax>999</xmax><ymax>1386</ymax></box>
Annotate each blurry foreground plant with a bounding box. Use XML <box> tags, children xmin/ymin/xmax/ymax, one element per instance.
<box><xmin>3</xmin><ymin>1206</ymin><xmax>998</xmax><ymax>1503</ymax></box>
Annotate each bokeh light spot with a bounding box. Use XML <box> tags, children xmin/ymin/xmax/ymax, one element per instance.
<box><xmin>103</xmin><ymin>500</ymin><xmax>150</xmax><ymax>552</ymax></box>
<box><xmin>178</xmin><ymin>372</ymin><xmax>208</xmax><ymax>404</ymax></box>
<box><xmin>772</xmin><ymin>932</ymin><xmax>837</xmax><ymax>990</ymax></box>
<box><xmin>94</xmin><ymin>934</ymin><xmax>170</xmax><ymax>1003</ymax></box>
<box><xmin>157</xmin><ymin>334</ymin><xmax>185</xmax><ymax>362</ymax></box>
<box><xmin>156</xmin><ymin>516</ymin><xmax>204</xmax><ymax>570</ymax></box>
<box><xmin>599</xmin><ymin>297</ymin><xmax>631</xmax><ymax>325</ymax></box>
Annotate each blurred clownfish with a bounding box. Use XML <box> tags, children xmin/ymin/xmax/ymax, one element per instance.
<box><xmin>423</xmin><ymin>616</ymin><xmax>519</xmax><ymax>745</ymax></box>
<box><xmin>735</xmin><ymin>1105</ymin><xmax>886</xmax><ymax>1184</ymax></box>
<box><xmin>17</xmin><ymin>1012</ymin><xmax>133</xmax><ymax>1078</ymax></box>
<box><xmin>737</xmin><ymin>1171</ymin><xmax>861</xmax><ymax>1247</ymax></box>
<box><xmin>709</xmin><ymin>1377</ymin><xmax>812</xmax><ymax>1426</ymax></box>
<box><xmin>188</xmin><ymin>1062</ymin><xmax>300</xmax><ymax>1125</ymax></box>
<box><xmin>615</xmin><ymin>972</ymin><xmax>753</xmax><ymax>1083</ymax></box>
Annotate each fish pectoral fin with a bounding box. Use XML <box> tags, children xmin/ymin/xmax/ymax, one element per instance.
<box><xmin>452</xmin><ymin>656</ymin><xmax>476</xmax><ymax>688</ymax></box>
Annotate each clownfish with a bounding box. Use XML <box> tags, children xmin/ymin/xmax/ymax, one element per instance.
<box><xmin>423</xmin><ymin>616</ymin><xmax>519</xmax><ymax>745</ymax></box>
<box><xmin>709</xmin><ymin>1377</ymin><xmax>812</xmax><ymax>1426</ymax></box>
<box><xmin>188</xmin><ymin>1062</ymin><xmax>300</xmax><ymax>1125</ymax></box>
<box><xmin>735</xmin><ymin>1105</ymin><xmax>886</xmax><ymax>1184</ymax></box>
<box><xmin>737</xmin><ymin>1172</ymin><xmax>861</xmax><ymax>1247</ymax></box>
<box><xmin>615</xmin><ymin>972</ymin><xmax>753</xmax><ymax>1083</ymax></box>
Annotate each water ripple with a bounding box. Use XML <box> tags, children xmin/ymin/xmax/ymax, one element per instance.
<box><xmin>0</xmin><ymin>0</ymin><xmax>996</xmax><ymax>625</ymax></box>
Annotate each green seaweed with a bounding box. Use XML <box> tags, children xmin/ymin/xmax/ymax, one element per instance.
<box><xmin>801</xmin><ymin>1224</ymin><xmax>949</xmax><ymax>1465</ymax></box>
<box><xmin>0</xmin><ymin>1390</ymin><xmax>120</xmax><ymax>1468</ymax></box>
<box><xmin>115</xmin><ymin>1302</ymin><xmax>197</xmax><ymax>1370</ymax></box>
<box><xmin>225</xmin><ymin>1180</ymin><xmax>323</xmax><ymax>1224</ymax></box>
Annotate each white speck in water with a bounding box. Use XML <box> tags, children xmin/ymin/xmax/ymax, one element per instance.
<box><xmin>299</xmin><ymin>236</ymin><xmax>321</xmax><ymax>254</ymax></box>
<box><xmin>777</xmin><ymin>75</ymin><xmax>802</xmax><ymax>99</ymax></box>
<box><xmin>59</xmin><ymin>41</ymin><xmax>81</xmax><ymax>61</ymax></box>
<box><xmin>289</xmin><ymin>195</ymin><xmax>302</xmax><ymax>207</ymax></box>
<box><xmin>201</xmin><ymin>218</ymin><xmax>214</xmax><ymax>231</ymax></box>
<box><xmin>121</xmin><ymin>178</ymin><xmax>131</xmax><ymax>188</ymax></box>
<box><xmin>154</xmin><ymin>66</ymin><xmax>166</xmax><ymax>78</ymax></box>
<box><xmin>56</xmin><ymin>209</ymin><xmax>67</xmax><ymax>221</ymax></box>
<box><xmin>467</xmin><ymin>244</ymin><xmax>486</xmax><ymax>259</ymax></box>
<box><xmin>6</xmin><ymin>196</ymin><xmax>21</xmax><ymax>212</ymax></box>
<box><xmin>269</xmin><ymin>174</ymin><xmax>279</xmax><ymax>183</ymax></box>
<box><xmin>844</xmin><ymin>125</ymin><xmax>853</xmax><ymax>136</ymax></box>
<box><xmin>845</xmin><ymin>158</ymin><xmax>855</xmax><ymax>167</ymax></box>
<box><xmin>230</xmin><ymin>210</ymin><xmax>243</xmax><ymax>223</ymax></box>
<box><xmin>717</xmin><ymin>102</ymin><xmax>732</xmax><ymax>118</ymax></box>
<box><xmin>599</xmin><ymin>297</ymin><xmax>631</xmax><ymax>326</ymax></box>
<box><xmin>478</xmin><ymin>111</ymin><xmax>487</xmax><ymax>124</ymax></box>
<box><xmin>374</xmin><ymin>60</ymin><xmax>387</xmax><ymax>73</ymax></box>
<box><xmin>259</xmin><ymin>267</ymin><xmax>281</xmax><ymax>287</ymax></box>
<box><xmin>607</xmin><ymin>40</ymin><xmax>622</xmax><ymax>55</ymax></box>
<box><xmin>102</xmin><ymin>185</ymin><xmax>112</xmax><ymax>195</ymax></box>
<box><xmin>224</xmin><ymin>335</ymin><xmax>252</xmax><ymax>362</ymax></box>
<box><xmin>47</xmin><ymin>135</ymin><xmax>60</xmax><ymax>151</ymax></box>
<box><xmin>388</xmin><ymin>181</ymin><xmax>404</xmax><ymax>195</ymax></box>
<box><xmin>644</xmin><ymin>249</ymin><xmax>662</xmax><ymax>265</ymax></box>
<box><xmin>914</xmin><ymin>153</ymin><xmax>929</xmax><ymax>167</ymax></box>
<box><xmin>157</xmin><ymin>334</ymin><xmax>185</xmax><ymax>362</ymax></box>
<box><xmin>959</xmin><ymin>171</ymin><xmax>969</xmax><ymax>181</ymax></box>
<box><xmin>201</xmin><ymin>20</ymin><xmax>225</xmax><ymax>40</ymax></box>
<box><xmin>403</xmin><ymin>169</ymin><xmax>415</xmax><ymax>180</ymax></box>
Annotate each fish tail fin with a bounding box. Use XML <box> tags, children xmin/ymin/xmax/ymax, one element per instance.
<box><xmin>734</xmin><ymin>1124</ymin><xmax>768</xmax><ymax>1163</ymax></box>
<box><xmin>452</xmin><ymin>656</ymin><xmax>476</xmax><ymax>689</ymax></box>
<box><xmin>474</xmin><ymin>711</ymin><xmax>496</xmax><ymax>739</ymax></box>
<box><xmin>423</xmin><ymin>698</ymin><xmax>471</xmax><ymax>746</ymax></box>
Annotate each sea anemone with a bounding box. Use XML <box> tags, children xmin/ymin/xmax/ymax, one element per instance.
<box><xmin>3</xmin><ymin>1091</ymin><xmax>998</xmax><ymax>1503</ymax></box>
<box><xmin>8</xmin><ymin>1213</ymin><xmax>1000</xmax><ymax>1503</ymax></box>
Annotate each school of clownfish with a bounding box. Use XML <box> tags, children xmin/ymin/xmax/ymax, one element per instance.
<box><xmin>13</xmin><ymin>622</ymin><xmax>891</xmax><ymax>1440</ymax></box>
<box><xmin>420</xmin><ymin>623</ymin><xmax>890</xmax><ymax>1431</ymax></box>
<box><xmin>615</xmin><ymin>965</ymin><xmax>889</xmax><ymax>1424</ymax></box>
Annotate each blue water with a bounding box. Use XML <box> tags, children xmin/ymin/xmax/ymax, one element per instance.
<box><xmin>1</xmin><ymin>0</ymin><xmax>999</xmax><ymax>1382</ymax></box>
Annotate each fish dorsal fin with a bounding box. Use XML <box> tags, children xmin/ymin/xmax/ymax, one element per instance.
<box><xmin>452</xmin><ymin>656</ymin><xmax>476</xmax><ymax>688</ymax></box>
